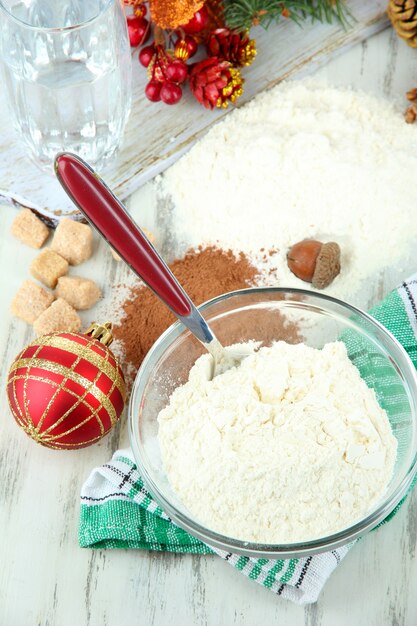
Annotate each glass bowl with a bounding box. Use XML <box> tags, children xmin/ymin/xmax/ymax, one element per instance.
<box><xmin>129</xmin><ymin>288</ymin><xmax>417</xmax><ymax>558</ymax></box>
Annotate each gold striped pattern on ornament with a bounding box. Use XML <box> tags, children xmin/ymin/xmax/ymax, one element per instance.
<box><xmin>33</xmin><ymin>333</ymin><xmax>126</xmax><ymax>401</ymax></box>
<box><xmin>20</xmin><ymin>341</ymin><xmax>45</xmax><ymax>435</ymax></box>
<box><xmin>9</xmin><ymin>357</ymin><xmax>119</xmax><ymax>427</ymax></box>
<box><xmin>9</xmin><ymin>372</ymin><xmax>107</xmax><ymax>443</ymax></box>
<box><xmin>42</xmin><ymin>333</ymin><xmax>110</xmax><ymax>437</ymax></box>
<box><xmin>8</xmin><ymin>333</ymin><xmax>124</xmax><ymax>447</ymax></box>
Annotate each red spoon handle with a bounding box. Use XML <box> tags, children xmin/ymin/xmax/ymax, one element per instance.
<box><xmin>54</xmin><ymin>153</ymin><xmax>192</xmax><ymax>318</ymax></box>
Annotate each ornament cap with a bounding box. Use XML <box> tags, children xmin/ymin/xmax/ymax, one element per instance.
<box><xmin>86</xmin><ymin>322</ymin><xmax>114</xmax><ymax>346</ymax></box>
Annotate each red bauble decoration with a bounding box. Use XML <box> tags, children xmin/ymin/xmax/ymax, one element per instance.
<box><xmin>127</xmin><ymin>15</ymin><xmax>150</xmax><ymax>47</ymax></box>
<box><xmin>184</xmin><ymin>35</ymin><xmax>199</xmax><ymax>58</ymax></box>
<box><xmin>165</xmin><ymin>60</ymin><xmax>188</xmax><ymax>84</ymax></box>
<box><xmin>145</xmin><ymin>80</ymin><xmax>162</xmax><ymax>102</ymax></box>
<box><xmin>6</xmin><ymin>323</ymin><xmax>126</xmax><ymax>450</ymax></box>
<box><xmin>160</xmin><ymin>82</ymin><xmax>183</xmax><ymax>105</ymax></box>
<box><xmin>174</xmin><ymin>35</ymin><xmax>198</xmax><ymax>61</ymax></box>
<box><xmin>139</xmin><ymin>44</ymin><xmax>156</xmax><ymax>68</ymax></box>
<box><xmin>181</xmin><ymin>6</ymin><xmax>209</xmax><ymax>34</ymax></box>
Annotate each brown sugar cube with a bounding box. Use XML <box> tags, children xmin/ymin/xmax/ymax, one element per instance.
<box><xmin>11</xmin><ymin>280</ymin><xmax>54</xmax><ymax>324</ymax></box>
<box><xmin>33</xmin><ymin>298</ymin><xmax>81</xmax><ymax>336</ymax></box>
<box><xmin>51</xmin><ymin>218</ymin><xmax>93</xmax><ymax>265</ymax></box>
<box><xmin>110</xmin><ymin>228</ymin><xmax>156</xmax><ymax>262</ymax></box>
<box><xmin>55</xmin><ymin>276</ymin><xmax>101</xmax><ymax>310</ymax></box>
<box><xmin>10</xmin><ymin>209</ymin><xmax>49</xmax><ymax>248</ymax></box>
<box><xmin>30</xmin><ymin>248</ymin><xmax>69</xmax><ymax>288</ymax></box>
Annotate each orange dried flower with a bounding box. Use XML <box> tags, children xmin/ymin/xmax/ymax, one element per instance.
<box><xmin>149</xmin><ymin>0</ymin><xmax>205</xmax><ymax>29</ymax></box>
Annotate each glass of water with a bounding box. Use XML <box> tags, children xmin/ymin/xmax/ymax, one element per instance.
<box><xmin>0</xmin><ymin>0</ymin><xmax>132</xmax><ymax>171</ymax></box>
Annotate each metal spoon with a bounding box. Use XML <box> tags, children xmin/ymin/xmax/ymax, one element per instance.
<box><xmin>54</xmin><ymin>152</ymin><xmax>245</xmax><ymax>378</ymax></box>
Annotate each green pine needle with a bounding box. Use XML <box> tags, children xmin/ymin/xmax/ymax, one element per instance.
<box><xmin>223</xmin><ymin>0</ymin><xmax>351</xmax><ymax>32</ymax></box>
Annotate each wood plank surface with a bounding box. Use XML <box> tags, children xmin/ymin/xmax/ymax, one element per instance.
<box><xmin>0</xmin><ymin>0</ymin><xmax>387</xmax><ymax>215</ymax></box>
<box><xmin>2</xmin><ymin>20</ymin><xmax>417</xmax><ymax>626</ymax></box>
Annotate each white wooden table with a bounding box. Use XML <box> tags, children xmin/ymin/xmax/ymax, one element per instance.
<box><xmin>1</xmin><ymin>27</ymin><xmax>417</xmax><ymax>626</ymax></box>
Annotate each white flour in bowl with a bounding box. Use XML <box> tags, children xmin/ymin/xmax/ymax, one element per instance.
<box><xmin>158</xmin><ymin>341</ymin><xmax>397</xmax><ymax>543</ymax></box>
<box><xmin>158</xmin><ymin>80</ymin><xmax>417</xmax><ymax>301</ymax></box>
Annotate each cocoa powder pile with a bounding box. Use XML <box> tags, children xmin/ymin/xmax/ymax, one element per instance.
<box><xmin>114</xmin><ymin>246</ymin><xmax>300</xmax><ymax>373</ymax></box>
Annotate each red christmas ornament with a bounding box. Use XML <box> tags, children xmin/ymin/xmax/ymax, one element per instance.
<box><xmin>165</xmin><ymin>60</ymin><xmax>188</xmax><ymax>84</ymax></box>
<box><xmin>145</xmin><ymin>79</ymin><xmax>162</xmax><ymax>101</ymax></box>
<box><xmin>174</xmin><ymin>35</ymin><xmax>198</xmax><ymax>60</ymax></box>
<box><xmin>127</xmin><ymin>15</ymin><xmax>150</xmax><ymax>47</ymax></box>
<box><xmin>181</xmin><ymin>5</ymin><xmax>209</xmax><ymax>34</ymax></box>
<box><xmin>160</xmin><ymin>81</ymin><xmax>183</xmax><ymax>104</ymax></box>
<box><xmin>139</xmin><ymin>44</ymin><xmax>156</xmax><ymax>68</ymax></box>
<box><xmin>6</xmin><ymin>323</ymin><xmax>126</xmax><ymax>450</ymax></box>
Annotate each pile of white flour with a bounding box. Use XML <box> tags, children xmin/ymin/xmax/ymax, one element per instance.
<box><xmin>159</xmin><ymin>80</ymin><xmax>417</xmax><ymax>301</ymax></box>
<box><xmin>158</xmin><ymin>341</ymin><xmax>397</xmax><ymax>543</ymax></box>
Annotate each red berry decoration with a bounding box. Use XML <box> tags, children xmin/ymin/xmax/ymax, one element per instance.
<box><xmin>145</xmin><ymin>46</ymin><xmax>185</xmax><ymax>106</ymax></box>
<box><xmin>145</xmin><ymin>79</ymin><xmax>162</xmax><ymax>102</ymax></box>
<box><xmin>189</xmin><ymin>57</ymin><xmax>244</xmax><ymax>110</ymax></box>
<box><xmin>160</xmin><ymin>81</ymin><xmax>183</xmax><ymax>105</ymax></box>
<box><xmin>165</xmin><ymin>60</ymin><xmax>188</xmax><ymax>84</ymax></box>
<box><xmin>181</xmin><ymin>6</ymin><xmax>209</xmax><ymax>34</ymax></box>
<box><xmin>127</xmin><ymin>15</ymin><xmax>150</xmax><ymax>47</ymax></box>
<box><xmin>6</xmin><ymin>323</ymin><xmax>126</xmax><ymax>450</ymax></box>
<box><xmin>126</xmin><ymin>1</ymin><xmax>258</xmax><ymax>112</ymax></box>
<box><xmin>139</xmin><ymin>44</ymin><xmax>156</xmax><ymax>68</ymax></box>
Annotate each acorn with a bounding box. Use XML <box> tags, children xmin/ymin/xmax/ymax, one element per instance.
<box><xmin>287</xmin><ymin>239</ymin><xmax>341</xmax><ymax>289</ymax></box>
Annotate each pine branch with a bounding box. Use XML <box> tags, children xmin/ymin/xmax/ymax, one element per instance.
<box><xmin>223</xmin><ymin>0</ymin><xmax>352</xmax><ymax>32</ymax></box>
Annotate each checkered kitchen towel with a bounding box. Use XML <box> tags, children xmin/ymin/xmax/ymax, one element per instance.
<box><xmin>80</xmin><ymin>275</ymin><xmax>417</xmax><ymax>605</ymax></box>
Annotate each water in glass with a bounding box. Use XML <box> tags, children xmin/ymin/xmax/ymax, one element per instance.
<box><xmin>0</xmin><ymin>0</ymin><xmax>132</xmax><ymax>170</ymax></box>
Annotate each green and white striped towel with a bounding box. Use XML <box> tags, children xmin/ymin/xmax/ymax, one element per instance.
<box><xmin>80</xmin><ymin>275</ymin><xmax>417</xmax><ymax>605</ymax></box>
